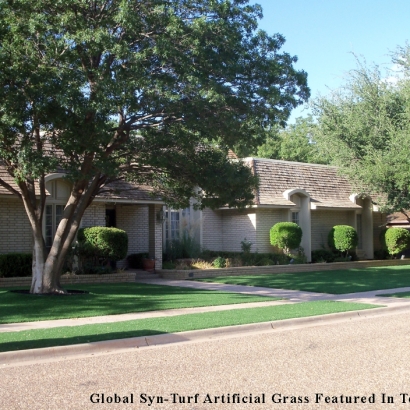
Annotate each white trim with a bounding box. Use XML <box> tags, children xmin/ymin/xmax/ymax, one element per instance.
<box><xmin>44</xmin><ymin>173</ymin><xmax>67</xmax><ymax>183</ymax></box>
<box><xmin>283</xmin><ymin>188</ymin><xmax>310</xmax><ymax>201</ymax></box>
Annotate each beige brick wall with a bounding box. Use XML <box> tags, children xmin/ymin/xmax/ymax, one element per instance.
<box><xmin>255</xmin><ymin>208</ymin><xmax>289</xmax><ymax>253</ymax></box>
<box><xmin>81</xmin><ymin>203</ymin><xmax>106</xmax><ymax>227</ymax></box>
<box><xmin>116</xmin><ymin>205</ymin><xmax>149</xmax><ymax>254</ymax></box>
<box><xmin>201</xmin><ymin>208</ymin><xmax>223</xmax><ymax>251</ymax></box>
<box><xmin>311</xmin><ymin>210</ymin><xmax>352</xmax><ymax>250</ymax></box>
<box><xmin>221</xmin><ymin>209</ymin><xmax>257</xmax><ymax>252</ymax></box>
<box><xmin>0</xmin><ymin>197</ymin><xmax>32</xmax><ymax>254</ymax></box>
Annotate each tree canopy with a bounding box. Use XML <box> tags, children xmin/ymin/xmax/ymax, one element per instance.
<box><xmin>0</xmin><ymin>0</ymin><xmax>309</xmax><ymax>292</ymax></box>
<box><xmin>313</xmin><ymin>48</ymin><xmax>410</xmax><ymax>218</ymax></box>
<box><xmin>255</xmin><ymin>115</ymin><xmax>326</xmax><ymax>163</ymax></box>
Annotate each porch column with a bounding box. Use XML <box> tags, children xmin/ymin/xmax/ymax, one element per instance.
<box><xmin>300</xmin><ymin>196</ymin><xmax>311</xmax><ymax>262</ymax></box>
<box><xmin>362</xmin><ymin>198</ymin><xmax>374</xmax><ymax>259</ymax></box>
<box><xmin>148</xmin><ymin>204</ymin><xmax>163</xmax><ymax>269</ymax></box>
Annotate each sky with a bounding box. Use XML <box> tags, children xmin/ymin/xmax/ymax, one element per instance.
<box><xmin>252</xmin><ymin>0</ymin><xmax>410</xmax><ymax>123</ymax></box>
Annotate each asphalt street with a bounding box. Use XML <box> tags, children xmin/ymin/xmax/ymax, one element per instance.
<box><xmin>2</xmin><ymin>309</ymin><xmax>410</xmax><ymax>410</ymax></box>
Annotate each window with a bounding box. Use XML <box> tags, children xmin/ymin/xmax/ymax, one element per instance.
<box><xmin>44</xmin><ymin>179</ymin><xmax>70</xmax><ymax>251</ymax></box>
<box><xmin>165</xmin><ymin>210</ymin><xmax>180</xmax><ymax>242</ymax></box>
<box><xmin>292</xmin><ymin>211</ymin><xmax>300</xmax><ymax>225</ymax></box>
<box><xmin>45</xmin><ymin>204</ymin><xmax>64</xmax><ymax>250</ymax></box>
<box><xmin>164</xmin><ymin>206</ymin><xmax>191</xmax><ymax>246</ymax></box>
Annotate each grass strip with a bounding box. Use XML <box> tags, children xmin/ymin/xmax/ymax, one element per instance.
<box><xmin>0</xmin><ymin>301</ymin><xmax>380</xmax><ymax>352</ymax></box>
<box><xmin>0</xmin><ymin>283</ymin><xmax>279</xmax><ymax>324</ymax></box>
<box><xmin>377</xmin><ymin>291</ymin><xmax>410</xmax><ymax>298</ymax></box>
<box><xmin>195</xmin><ymin>265</ymin><xmax>410</xmax><ymax>294</ymax></box>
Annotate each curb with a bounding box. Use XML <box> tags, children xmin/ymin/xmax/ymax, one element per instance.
<box><xmin>2</xmin><ymin>304</ymin><xmax>410</xmax><ymax>368</ymax></box>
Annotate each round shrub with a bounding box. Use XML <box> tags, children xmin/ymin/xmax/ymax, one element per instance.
<box><xmin>270</xmin><ymin>222</ymin><xmax>302</xmax><ymax>253</ymax></box>
<box><xmin>328</xmin><ymin>225</ymin><xmax>358</xmax><ymax>254</ymax></box>
<box><xmin>77</xmin><ymin>227</ymin><xmax>128</xmax><ymax>261</ymax></box>
<box><xmin>384</xmin><ymin>228</ymin><xmax>410</xmax><ymax>256</ymax></box>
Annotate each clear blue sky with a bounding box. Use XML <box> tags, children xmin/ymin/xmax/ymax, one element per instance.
<box><xmin>252</xmin><ymin>0</ymin><xmax>410</xmax><ymax>123</ymax></box>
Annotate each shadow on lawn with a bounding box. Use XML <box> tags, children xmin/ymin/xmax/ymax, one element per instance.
<box><xmin>0</xmin><ymin>283</ymin><xmax>268</xmax><ymax>324</ymax></box>
<box><xmin>0</xmin><ymin>328</ymin><xmax>177</xmax><ymax>353</ymax></box>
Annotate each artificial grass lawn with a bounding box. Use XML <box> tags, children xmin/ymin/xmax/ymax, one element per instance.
<box><xmin>0</xmin><ymin>283</ymin><xmax>281</xmax><ymax>325</ymax></box>
<box><xmin>0</xmin><ymin>301</ymin><xmax>380</xmax><ymax>352</ymax></box>
<box><xmin>195</xmin><ymin>265</ymin><xmax>410</xmax><ymax>294</ymax></box>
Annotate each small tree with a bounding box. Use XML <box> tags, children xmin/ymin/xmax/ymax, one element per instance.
<box><xmin>270</xmin><ymin>222</ymin><xmax>302</xmax><ymax>254</ymax></box>
<box><xmin>328</xmin><ymin>225</ymin><xmax>358</xmax><ymax>257</ymax></box>
<box><xmin>384</xmin><ymin>228</ymin><xmax>410</xmax><ymax>257</ymax></box>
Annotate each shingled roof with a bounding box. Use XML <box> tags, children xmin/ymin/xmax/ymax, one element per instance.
<box><xmin>0</xmin><ymin>164</ymin><xmax>162</xmax><ymax>203</ymax></box>
<box><xmin>244</xmin><ymin>158</ymin><xmax>362</xmax><ymax>210</ymax></box>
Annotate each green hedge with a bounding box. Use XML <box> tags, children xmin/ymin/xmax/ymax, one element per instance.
<box><xmin>328</xmin><ymin>225</ymin><xmax>358</xmax><ymax>254</ymax></box>
<box><xmin>270</xmin><ymin>222</ymin><xmax>302</xmax><ymax>253</ymax></box>
<box><xmin>77</xmin><ymin>227</ymin><xmax>128</xmax><ymax>262</ymax></box>
<box><xmin>0</xmin><ymin>253</ymin><xmax>32</xmax><ymax>277</ymax></box>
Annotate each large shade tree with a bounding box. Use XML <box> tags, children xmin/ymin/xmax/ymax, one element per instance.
<box><xmin>313</xmin><ymin>48</ymin><xmax>410</xmax><ymax>221</ymax></box>
<box><xmin>0</xmin><ymin>0</ymin><xmax>309</xmax><ymax>293</ymax></box>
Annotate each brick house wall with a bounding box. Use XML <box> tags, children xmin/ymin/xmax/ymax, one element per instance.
<box><xmin>221</xmin><ymin>209</ymin><xmax>256</xmax><ymax>252</ymax></box>
<box><xmin>0</xmin><ymin>197</ymin><xmax>32</xmax><ymax>253</ymax></box>
<box><xmin>310</xmin><ymin>210</ymin><xmax>354</xmax><ymax>251</ymax></box>
<box><xmin>201</xmin><ymin>208</ymin><xmax>223</xmax><ymax>251</ymax></box>
<box><xmin>116</xmin><ymin>204</ymin><xmax>149</xmax><ymax>255</ymax></box>
<box><xmin>81</xmin><ymin>203</ymin><xmax>106</xmax><ymax>227</ymax></box>
<box><xmin>255</xmin><ymin>208</ymin><xmax>289</xmax><ymax>253</ymax></box>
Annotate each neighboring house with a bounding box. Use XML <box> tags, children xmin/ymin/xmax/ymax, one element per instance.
<box><xmin>0</xmin><ymin>168</ymin><xmax>164</xmax><ymax>268</ymax></box>
<box><xmin>195</xmin><ymin>158</ymin><xmax>386</xmax><ymax>261</ymax></box>
<box><xmin>386</xmin><ymin>212</ymin><xmax>410</xmax><ymax>229</ymax></box>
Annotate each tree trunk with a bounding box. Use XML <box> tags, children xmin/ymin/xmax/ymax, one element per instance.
<box><xmin>29</xmin><ymin>176</ymin><xmax>101</xmax><ymax>294</ymax></box>
<box><xmin>30</xmin><ymin>235</ymin><xmax>46</xmax><ymax>293</ymax></box>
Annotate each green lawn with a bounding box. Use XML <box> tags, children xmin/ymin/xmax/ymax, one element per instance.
<box><xmin>0</xmin><ymin>301</ymin><xmax>380</xmax><ymax>352</ymax></box>
<box><xmin>195</xmin><ymin>265</ymin><xmax>410</xmax><ymax>294</ymax></box>
<box><xmin>0</xmin><ymin>283</ymin><xmax>279</xmax><ymax>324</ymax></box>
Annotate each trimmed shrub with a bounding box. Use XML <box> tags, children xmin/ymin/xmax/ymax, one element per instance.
<box><xmin>0</xmin><ymin>253</ymin><xmax>32</xmax><ymax>277</ymax></box>
<box><xmin>384</xmin><ymin>228</ymin><xmax>410</xmax><ymax>256</ymax></box>
<box><xmin>328</xmin><ymin>225</ymin><xmax>358</xmax><ymax>255</ymax></box>
<box><xmin>270</xmin><ymin>222</ymin><xmax>302</xmax><ymax>254</ymax></box>
<box><xmin>126</xmin><ymin>253</ymin><xmax>149</xmax><ymax>269</ymax></box>
<box><xmin>77</xmin><ymin>227</ymin><xmax>128</xmax><ymax>262</ymax></box>
<box><xmin>212</xmin><ymin>256</ymin><xmax>226</xmax><ymax>268</ymax></box>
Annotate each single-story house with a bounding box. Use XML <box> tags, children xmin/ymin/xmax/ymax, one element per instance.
<box><xmin>0</xmin><ymin>157</ymin><xmax>387</xmax><ymax>267</ymax></box>
<box><xmin>176</xmin><ymin>158</ymin><xmax>386</xmax><ymax>262</ymax></box>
